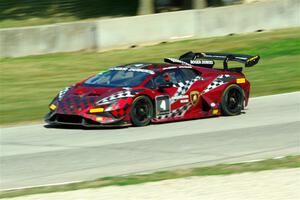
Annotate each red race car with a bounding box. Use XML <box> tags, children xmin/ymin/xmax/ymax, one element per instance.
<box><xmin>45</xmin><ymin>51</ymin><xmax>260</xmax><ymax>127</ymax></box>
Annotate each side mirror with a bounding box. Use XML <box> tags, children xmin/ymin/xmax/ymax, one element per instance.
<box><xmin>158</xmin><ymin>82</ymin><xmax>173</xmax><ymax>89</ymax></box>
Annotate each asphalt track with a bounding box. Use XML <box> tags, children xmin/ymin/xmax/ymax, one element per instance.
<box><xmin>0</xmin><ymin>92</ymin><xmax>299</xmax><ymax>190</ymax></box>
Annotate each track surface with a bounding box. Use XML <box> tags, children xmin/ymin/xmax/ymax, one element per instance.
<box><xmin>0</xmin><ymin>92</ymin><xmax>299</xmax><ymax>190</ymax></box>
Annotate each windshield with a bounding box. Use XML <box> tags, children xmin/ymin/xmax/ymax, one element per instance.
<box><xmin>83</xmin><ymin>68</ymin><xmax>153</xmax><ymax>87</ymax></box>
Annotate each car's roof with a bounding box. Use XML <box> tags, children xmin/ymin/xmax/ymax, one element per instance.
<box><xmin>112</xmin><ymin>62</ymin><xmax>222</xmax><ymax>75</ymax></box>
<box><xmin>118</xmin><ymin>62</ymin><xmax>192</xmax><ymax>72</ymax></box>
<box><xmin>122</xmin><ymin>63</ymin><xmax>170</xmax><ymax>70</ymax></box>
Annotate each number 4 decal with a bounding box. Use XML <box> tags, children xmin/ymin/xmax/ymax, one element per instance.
<box><xmin>155</xmin><ymin>95</ymin><xmax>170</xmax><ymax>116</ymax></box>
<box><xmin>160</xmin><ymin>100</ymin><xmax>166</xmax><ymax>110</ymax></box>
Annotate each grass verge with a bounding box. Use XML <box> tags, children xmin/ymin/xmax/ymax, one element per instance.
<box><xmin>1</xmin><ymin>155</ymin><xmax>299</xmax><ymax>199</ymax></box>
<box><xmin>0</xmin><ymin>28</ymin><xmax>300</xmax><ymax>125</ymax></box>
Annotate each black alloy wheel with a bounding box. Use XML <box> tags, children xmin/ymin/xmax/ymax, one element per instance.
<box><xmin>130</xmin><ymin>96</ymin><xmax>153</xmax><ymax>126</ymax></box>
<box><xmin>221</xmin><ymin>84</ymin><xmax>244</xmax><ymax>116</ymax></box>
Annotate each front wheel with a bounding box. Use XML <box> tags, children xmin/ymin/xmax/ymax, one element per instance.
<box><xmin>221</xmin><ymin>84</ymin><xmax>244</xmax><ymax>116</ymax></box>
<box><xmin>130</xmin><ymin>96</ymin><xmax>153</xmax><ymax>126</ymax></box>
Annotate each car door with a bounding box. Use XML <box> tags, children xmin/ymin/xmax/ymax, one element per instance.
<box><xmin>178</xmin><ymin>68</ymin><xmax>203</xmax><ymax>115</ymax></box>
<box><xmin>153</xmin><ymin>68</ymin><xmax>186</xmax><ymax>119</ymax></box>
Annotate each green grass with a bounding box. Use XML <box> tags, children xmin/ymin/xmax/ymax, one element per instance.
<box><xmin>1</xmin><ymin>155</ymin><xmax>299</xmax><ymax>199</ymax></box>
<box><xmin>1</xmin><ymin>28</ymin><xmax>300</xmax><ymax>125</ymax></box>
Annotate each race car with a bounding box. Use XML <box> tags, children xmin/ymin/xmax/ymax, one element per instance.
<box><xmin>45</xmin><ymin>51</ymin><xmax>260</xmax><ymax>127</ymax></box>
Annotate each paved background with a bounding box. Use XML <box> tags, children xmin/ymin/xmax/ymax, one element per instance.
<box><xmin>0</xmin><ymin>92</ymin><xmax>299</xmax><ymax>190</ymax></box>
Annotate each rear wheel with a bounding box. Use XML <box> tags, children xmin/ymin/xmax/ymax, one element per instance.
<box><xmin>221</xmin><ymin>84</ymin><xmax>244</xmax><ymax>116</ymax></box>
<box><xmin>130</xmin><ymin>96</ymin><xmax>153</xmax><ymax>126</ymax></box>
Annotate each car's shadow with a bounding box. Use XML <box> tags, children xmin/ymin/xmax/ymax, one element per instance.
<box><xmin>43</xmin><ymin>124</ymin><xmax>129</xmax><ymax>130</ymax></box>
<box><xmin>44</xmin><ymin>111</ymin><xmax>246</xmax><ymax>130</ymax></box>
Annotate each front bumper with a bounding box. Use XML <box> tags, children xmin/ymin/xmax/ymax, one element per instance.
<box><xmin>44</xmin><ymin>112</ymin><xmax>131</xmax><ymax>127</ymax></box>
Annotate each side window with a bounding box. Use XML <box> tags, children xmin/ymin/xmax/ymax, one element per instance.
<box><xmin>180</xmin><ymin>69</ymin><xmax>201</xmax><ymax>81</ymax></box>
<box><xmin>168</xmin><ymin>70</ymin><xmax>184</xmax><ymax>83</ymax></box>
<box><xmin>145</xmin><ymin>79</ymin><xmax>155</xmax><ymax>89</ymax></box>
<box><xmin>153</xmin><ymin>73</ymin><xmax>165</xmax><ymax>87</ymax></box>
<box><xmin>111</xmin><ymin>71</ymin><xmax>134</xmax><ymax>81</ymax></box>
<box><xmin>153</xmin><ymin>69</ymin><xmax>184</xmax><ymax>87</ymax></box>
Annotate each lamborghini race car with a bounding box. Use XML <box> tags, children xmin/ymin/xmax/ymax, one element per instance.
<box><xmin>45</xmin><ymin>51</ymin><xmax>260</xmax><ymax>127</ymax></box>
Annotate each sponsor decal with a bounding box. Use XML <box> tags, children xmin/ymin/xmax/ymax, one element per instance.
<box><xmin>163</xmin><ymin>66</ymin><xmax>193</xmax><ymax>70</ymax></box>
<box><xmin>180</xmin><ymin>99</ymin><xmax>189</xmax><ymax>103</ymax></box>
<box><xmin>190</xmin><ymin>91</ymin><xmax>200</xmax><ymax>106</ymax></box>
<box><xmin>179</xmin><ymin>66</ymin><xmax>192</xmax><ymax>69</ymax></box>
<box><xmin>173</xmin><ymin>95</ymin><xmax>189</xmax><ymax>100</ymax></box>
<box><xmin>190</xmin><ymin>60</ymin><xmax>214</xmax><ymax>65</ymax></box>
<box><xmin>155</xmin><ymin>95</ymin><xmax>171</xmax><ymax>116</ymax></box>
<box><xmin>163</xmin><ymin>66</ymin><xmax>177</xmax><ymax>70</ymax></box>
<box><xmin>110</xmin><ymin>67</ymin><xmax>155</xmax><ymax>74</ymax></box>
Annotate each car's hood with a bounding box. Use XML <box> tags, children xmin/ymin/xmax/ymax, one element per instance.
<box><xmin>55</xmin><ymin>86</ymin><xmax>131</xmax><ymax>114</ymax></box>
<box><xmin>72</xmin><ymin>86</ymin><xmax>125</xmax><ymax>99</ymax></box>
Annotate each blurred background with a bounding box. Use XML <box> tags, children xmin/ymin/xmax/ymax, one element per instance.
<box><xmin>0</xmin><ymin>0</ymin><xmax>251</xmax><ymax>28</ymax></box>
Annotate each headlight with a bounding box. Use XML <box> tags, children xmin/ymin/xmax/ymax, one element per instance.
<box><xmin>49</xmin><ymin>104</ymin><xmax>57</xmax><ymax>110</ymax></box>
<box><xmin>89</xmin><ymin>107</ymin><xmax>105</xmax><ymax>113</ymax></box>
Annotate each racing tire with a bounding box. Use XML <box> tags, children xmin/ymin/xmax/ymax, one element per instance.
<box><xmin>130</xmin><ymin>96</ymin><xmax>153</xmax><ymax>127</ymax></box>
<box><xmin>220</xmin><ymin>84</ymin><xmax>244</xmax><ymax>116</ymax></box>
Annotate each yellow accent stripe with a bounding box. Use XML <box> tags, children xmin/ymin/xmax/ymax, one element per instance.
<box><xmin>247</xmin><ymin>55</ymin><xmax>259</xmax><ymax>62</ymax></box>
<box><xmin>49</xmin><ymin>104</ymin><xmax>57</xmax><ymax>110</ymax></box>
<box><xmin>90</xmin><ymin>108</ymin><xmax>104</xmax><ymax>113</ymax></box>
<box><xmin>236</xmin><ymin>78</ymin><xmax>246</xmax><ymax>84</ymax></box>
<box><xmin>212</xmin><ymin>109</ymin><xmax>219</xmax><ymax>115</ymax></box>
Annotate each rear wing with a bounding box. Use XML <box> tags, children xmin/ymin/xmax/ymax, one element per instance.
<box><xmin>178</xmin><ymin>51</ymin><xmax>260</xmax><ymax>71</ymax></box>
